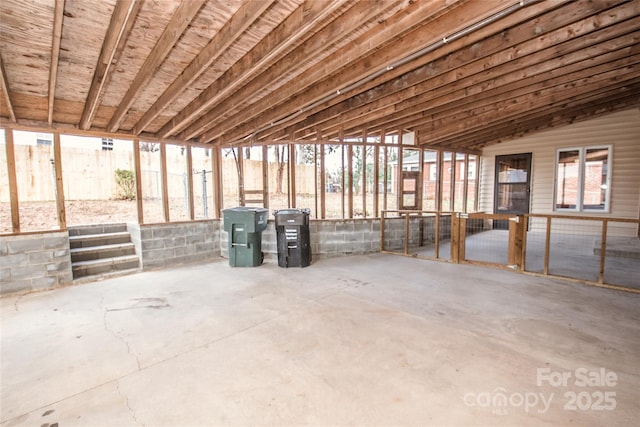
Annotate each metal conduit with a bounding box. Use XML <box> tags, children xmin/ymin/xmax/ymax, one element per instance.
<box><xmin>229</xmin><ymin>0</ymin><xmax>536</xmax><ymax>146</ymax></box>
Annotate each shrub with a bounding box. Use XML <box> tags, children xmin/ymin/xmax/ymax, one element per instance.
<box><xmin>114</xmin><ymin>169</ymin><xmax>136</xmax><ymax>200</ymax></box>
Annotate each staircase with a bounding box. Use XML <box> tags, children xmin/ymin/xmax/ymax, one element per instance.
<box><xmin>69</xmin><ymin>224</ymin><xmax>140</xmax><ymax>279</ymax></box>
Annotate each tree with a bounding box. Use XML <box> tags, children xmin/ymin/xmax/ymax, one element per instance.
<box><xmin>140</xmin><ymin>142</ymin><xmax>159</xmax><ymax>152</ymax></box>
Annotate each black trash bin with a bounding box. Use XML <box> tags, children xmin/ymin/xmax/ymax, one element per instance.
<box><xmin>222</xmin><ymin>207</ymin><xmax>268</xmax><ymax>267</ymax></box>
<box><xmin>273</xmin><ymin>208</ymin><xmax>311</xmax><ymax>268</ymax></box>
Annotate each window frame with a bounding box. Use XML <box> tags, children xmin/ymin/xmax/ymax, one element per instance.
<box><xmin>554</xmin><ymin>145</ymin><xmax>612</xmax><ymax>213</ymax></box>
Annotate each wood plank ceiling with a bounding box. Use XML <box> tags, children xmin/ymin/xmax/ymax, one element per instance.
<box><xmin>0</xmin><ymin>0</ymin><xmax>638</xmax><ymax>152</ymax></box>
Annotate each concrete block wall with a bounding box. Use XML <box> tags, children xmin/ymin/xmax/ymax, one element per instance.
<box><xmin>383</xmin><ymin>215</ymin><xmax>453</xmax><ymax>251</ymax></box>
<box><xmin>0</xmin><ymin>231</ymin><xmax>73</xmax><ymax>295</ymax></box>
<box><xmin>220</xmin><ymin>219</ymin><xmax>380</xmax><ymax>261</ymax></box>
<box><xmin>128</xmin><ymin>220</ymin><xmax>221</xmax><ymax>269</ymax></box>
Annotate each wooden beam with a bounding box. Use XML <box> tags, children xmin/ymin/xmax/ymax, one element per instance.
<box><xmin>289</xmin><ymin>141</ymin><xmax>296</xmax><ymax>208</ymax></box>
<box><xmin>318</xmin><ymin>130</ymin><xmax>326</xmax><ymax>219</ymax></box>
<box><xmin>0</xmin><ymin>54</ymin><xmax>16</xmax><ymax>122</ymax></box>
<box><xmin>209</xmin><ymin>0</ymin><xmax>549</xmax><ymax>144</ymax></box>
<box><xmin>52</xmin><ymin>132</ymin><xmax>66</xmax><ymax>229</ymax></box>
<box><xmin>308</xmin><ymin>2</ymin><xmax>638</xmax><ymax>138</ymax></box>
<box><xmin>132</xmin><ymin>139</ymin><xmax>144</xmax><ymax>224</ymax></box>
<box><xmin>159</xmin><ymin>0</ymin><xmax>351</xmax><ymax>138</ymax></box>
<box><xmin>362</xmin><ymin>130</ymin><xmax>367</xmax><ymax>218</ymax></box>
<box><xmin>262</xmin><ymin>144</ymin><xmax>269</xmax><ymax>211</ymax></box>
<box><xmin>107</xmin><ymin>0</ymin><xmax>206</xmax><ymax>132</ymax></box>
<box><xmin>48</xmin><ymin>0</ymin><xmax>65</xmax><ymax>126</ymax></box>
<box><xmin>80</xmin><ymin>0</ymin><xmax>141</xmax><ymax>130</ymax></box>
<box><xmin>5</xmin><ymin>129</ymin><xmax>20</xmax><ymax>232</ymax></box>
<box><xmin>193</xmin><ymin>0</ymin><xmax>457</xmax><ymax>142</ymax></box>
<box><xmin>212</xmin><ymin>146</ymin><xmax>223</xmax><ymax>218</ymax></box>
<box><xmin>159</xmin><ymin>143</ymin><xmax>170</xmax><ymax>222</ymax></box>
<box><xmin>133</xmin><ymin>0</ymin><xmax>274</xmax><ymax>135</ymax></box>
<box><xmin>419</xmin><ymin>65</ymin><xmax>640</xmax><ymax>145</ymax></box>
<box><xmin>347</xmin><ymin>140</ymin><xmax>353</xmax><ymax>218</ymax></box>
<box><xmin>186</xmin><ymin>145</ymin><xmax>195</xmax><ymax>220</ymax></box>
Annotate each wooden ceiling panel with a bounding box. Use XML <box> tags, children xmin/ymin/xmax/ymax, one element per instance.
<box><xmin>0</xmin><ymin>0</ymin><xmax>638</xmax><ymax>150</ymax></box>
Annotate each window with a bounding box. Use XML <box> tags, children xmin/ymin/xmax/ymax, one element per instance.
<box><xmin>555</xmin><ymin>146</ymin><xmax>610</xmax><ymax>212</ymax></box>
<box><xmin>101</xmin><ymin>138</ymin><xmax>113</xmax><ymax>151</ymax></box>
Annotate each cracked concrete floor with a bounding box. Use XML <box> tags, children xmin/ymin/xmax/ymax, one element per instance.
<box><xmin>1</xmin><ymin>254</ymin><xmax>639</xmax><ymax>426</ymax></box>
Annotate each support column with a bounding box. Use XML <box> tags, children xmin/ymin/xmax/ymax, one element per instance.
<box><xmin>52</xmin><ymin>132</ymin><xmax>66</xmax><ymax>229</ymax></box>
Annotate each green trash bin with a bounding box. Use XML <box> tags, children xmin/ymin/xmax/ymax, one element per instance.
<box><xmin>222</xmin><ymin>207</ymin><xmax>268</xmax><ymax>267</ymax></box>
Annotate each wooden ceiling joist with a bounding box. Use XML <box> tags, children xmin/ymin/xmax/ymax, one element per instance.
<box><xmin>132</xmin><ymin>0</ymin><xmax>276</xmax><ymax>135</ymax></box>
<box><xmin>209</xmin><ymin>0</ymin><xmax>559</xmax><ymax>145</ymax></box>
<box><xmin>0</xmin><ymin>54</ymin><xmax>16</xmax><ymax>123</ymax></box>
<box><xmin>0</xmin><ymin>0</ymin><xmax>638</xmax><ymax>151</ymax></box>
<box><xmin>106</xmin><ymin>0</ymin><xmax>207</xmax><ymax>133</ymax></box>
<box><xmin>79</xmin><ymin>0</ymin><xmax>142</xmax><ymax>131</ymax></box>
<box><xmin>158</xmin><ymin>0</ymin><xmax>354</xmax><ymax>139</ymax></box>
<box><xmin>257</xmin><ymin>0</ymin><xmax>626</xmax><ymax>141</ymax></box>
<box><xmin>47</xmin><ymin>0</ymin><xmax>64</xmax><ymax>126</ymax></box>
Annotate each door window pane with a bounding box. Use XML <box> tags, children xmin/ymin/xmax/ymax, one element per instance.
<box><xmin>583</xmin><ymin>148</ymin><xmax>608</xmax><ymax>210</ymax></box>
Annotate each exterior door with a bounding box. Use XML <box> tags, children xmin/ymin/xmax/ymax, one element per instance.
<box><xmin>494</xmin><ymin>153</ymin><xmax>532</xmax><ymax>229</ymax></box>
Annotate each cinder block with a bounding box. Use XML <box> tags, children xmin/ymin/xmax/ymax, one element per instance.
<box><xmin>170</xmin><ymin>236</ymin><xmax>186</xmax><ymax>248</ymax></box>
<box><xmin>1</xmin><ymin>279</ymin><xmax>31</xmax><ymax>295</ymax></box>
<box><xmin>195</xmin><ymin>242</ymin><xmax>214</xmax><ymax>253</ymax></box>
<box><xmin>174</xmin><ymin>245</ymin><xmax>196</xmax><ymax>257</ymax></box>
<box><xmin>152</xmin><ymin>227</ymin><xmax>175</xmax><ymax>239</ymax></box>
<box><xmin>43</xmin><ymin>233</ymin><xmax>68</xmax><ymax>249</ymax></box>
<box><xmin>28</xmin><ymin>251</ymin><xmax>54</xmax><ymax>265</ymax></box>
<box><xmin>0</xmin><ymin>240</ymin><xmax>8</xmax><ymax>256</ymax></box>
<box><xmin>31</xmin><ymin>276</ymin><xmax>57</xmax><ymax>290</ymax></box>
<box><xmin>142</xmin><ymin>239</ymin><xmax>165</xmax><ymax>250</ymax></box>
<box><xmin>2</xmin><ymin>253</ymin><xmax>28</xmax><ymax>267</ymax></box>
<box><xmin>46</xmin><ymin>261</ymin><xmax>71</xmax><ymax>273</ymax></box>
<box><xmin>0</xmin><ymin>268</ymin><xmax>11</xmax><ymax>281</ymax></box>
<box><xmin>11</xmin><ymin>265</ymin><xmax>46</xmax><ymax>280</ymax></box>
<box><xmin>139</xmin><ymin>228</ymin><xmax>153</xmax><ymax>239</ymax></box>
<box><xmin>143</xmin><ymin>248</ymin><xmax>175</xmax><ymax>261</ymax></box>
<box><xmin>186</xmin><ymin>234</ymin><xmax>205</xmax><ymax>245</ymax></box>
<box><xmin>7</xmin><ymin>238</ymin><xmax>44</xmax><ymax>254</ymax></box>
<box><xmin>54</xmin><ymin>249</ymin><xmax>69</xmax><ymax>258</ymax></box>
<box><xmin>57</xmin><ymin>272</ymin><xmax>74</xmax><ymax>284</ymax></box>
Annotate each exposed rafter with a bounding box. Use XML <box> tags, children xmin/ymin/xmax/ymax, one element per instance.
<box><xmin>80</xmin><ymin>0</ymin><xmax>142</xmax><ymax>130</ymax></box>
<box><xmin>0</xmin><ymin>54</ymin><xmax>16</xmax><ymax>123</ymax></box>
<box><xmin>47</xmin><ymin>0</ymin><xmax>65</xmax><ymax>126</ymax></box>
<box><xmin>133</xmin><ymin>0</ymin><xmax>276</xmax><ymax>135</ymax></box>
<box><xmin>106</xmin><ymin>0</ymin><xmax>207</xmax><ymax>133</ymax></box>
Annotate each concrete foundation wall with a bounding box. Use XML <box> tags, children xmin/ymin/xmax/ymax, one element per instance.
<box><xmin>0</xmin><ymin>231</ymin><xmax>73</xmax><ymax>295</ymax></box>
<box><xmin>221</xmin><ymin>219</ymin><xmax>381</xmax><ymax>261</ymax></box>
<box><xmin>383</xmin><ymin>215</ymin><xmax>453</xmax><ymax>251</ymax></box>
<box><xmin>128</xmin><ymin>221</ymin><xmax>221</xmax><ymax>269</ymax></box>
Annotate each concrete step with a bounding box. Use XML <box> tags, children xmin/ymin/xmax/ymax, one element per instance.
<box><xmin>69</xmin><ymin>231</ymin><xmax>132</xmax><ymax>249</ymax></box>
<box><xmin>68</xmin><ymin>223</ymin><xmax>128</xmax><ymax>237</ymax></box>
<box><xmin>70</xmin><ymin>242</ymin><xmax>136</xmax><ymax>262</ymax></box>
<box><xmin>72</xmin><ymin>255</ymin><xmax>140</xmax><ymax>278</ymax></box>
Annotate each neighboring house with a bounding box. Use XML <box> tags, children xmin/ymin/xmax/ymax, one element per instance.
<box><xmin>478</xmin><ymin>108</ymin><xmax>640</xmax><ymax>237</ymax></box>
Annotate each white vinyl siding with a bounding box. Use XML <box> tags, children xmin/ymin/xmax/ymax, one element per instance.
<box><xmin>479</xmin><ymin>109</ymin><xmax>640</xmax><ymax>236</ymax></box>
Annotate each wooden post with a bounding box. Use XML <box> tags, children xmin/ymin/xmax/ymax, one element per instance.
<box><xmin>159</xmin><ymin>142</ymin><xmax>170</xmax><ymax>222</ymax></box>
<box><xmin>340</xmin><ymin>129</ymin><xmax>345</xmax><ymax>219</ymax></box>
<box><xmin>450</xmin><ymin>213</ymin><xmax>459</xmax><ymax>263</ymax></box>
<box><xmin>599</xmin><ymin>220</ymin><xmax>608</xmax><ymax>284</ymax></box>
<box><xmin>132</xmin><ymin>139</ymin><xmax>144</xmax><ymax>224</ymax></box>
<box><xmin>362</xmin><ymin>129</ymin><xmax>367</xmax><ymax>218</ymax></box>
<box><xmin>397</xmin><ymin>131</ymin><xmax>403</xmax><ymax>211</ymax></box>
<box><xmin>463</xmin><ymin>154</ymin><xmax>469</xmax><ymax>213</ymax></box>
<box><xmin>380</xmin><ymin>210</ymin><xmax>385</xmax><ymax>251</ymax></box>
<box><xmin>404</xmin><ymin>212</ymin><xmax>410</xmax><ymax>255</ymax></box>
<box><xmin>318</xmin><ymin>131</ymin><xmax>326</xmax><ymax>219</ymax></box>
<box><xmin>436</xmin><ymin>150</ymin><xmax>443</xmax><ymax>212</ymax></box>
<box><xmin>5</xmin><ymin>128</ymin><xmax>20</xmax><ymax>233</ymax></box>
<box><xmin>313</xmin><ymin>142</ymin><xmax>318</xmax><ymax>218</ymax></box>
<box><xmin>212</xmin><ymin>146</ymin><xmax>223</xmax><ymax>218</ymax></box>
<box><xmin>434</xmin><ymin>212</ymin><xmax>440</xmax><ymax>259</ymax></box>
<box><xmin>508</xmin><ymin>216</ymin><xmax>524</xmax><ymax>270</ymax></box>
<box><xmin>52</xmin><ymin>133</ymin><xmax>66</xmax><ymax>229</ymax></box>
<box><xmin>237</xmin><ymin>146</ymin><xmax>245</xmax><ymax>206</ymax></box>
<box><xmin>347</xmin><ymin>142</ymin><xmax>353</xmax><ymax>218</ymax></box>
<box><xmin>373</xmin><ymin>135</ymin><xmax>380</xmax><ymax>218</ymax></box>
<box><xmin>289</xmin><ymin>142</ymin><xmax>296</xmax><ymax>208</ymax></box>
<box><xmin>450</xmin><ymin>152</ymin><xmax>457</xmax><ymax>211</ymax></box>
<box><xmin>186</xmin><ymin>145</ymin><xmax>195</xmax><ymax>220</ymax></box>
<box><xmin>383</xmin><ymin>131</ymin><xmax>388</xmax><ymax>212</ymax></box>
<box><xmin>262</xmin><ymin>144</ymin><xmax>269</xmax><ymax>211</ymax></box>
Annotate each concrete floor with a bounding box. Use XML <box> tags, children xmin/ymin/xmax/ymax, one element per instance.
<box><xmin>1</xmin><ymin>254</ymin><xmax>639</xmax><ymax>426</ymax></box>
